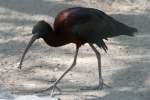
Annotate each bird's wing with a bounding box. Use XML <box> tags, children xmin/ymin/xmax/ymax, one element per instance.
<box><xmin>71</xmin><ymin>8</ymin><xmax>114</xmax><ymax>39</ymax></box>
<box><xmin>87</xmin><ymin>8</ymin><xmax>117</xmax><ymax>38</ymax></box>
<box><xmin>88</xmin><ymin>8</ymin><xmax>137</xmax><ymax>37</ymax></box>
<box><xmin>71</xmin><ymin>10</ymin><xmax>108</xmax><ymax>52</ymax></box>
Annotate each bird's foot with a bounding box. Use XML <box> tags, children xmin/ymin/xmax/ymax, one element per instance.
<box><xmin>96</xmin><ymin>82</ymin><xmax>110</xmax><ymax>90</ymax></box>
<box><xmin>80</xmin><ymin>79</ymin><xmax>110</xmax><ymax>90</ymax></box>
<box><xmin>97</xmin><ymin>78</ymin><xmax>110</xmax><ymax>90</ymax></box>
<box><xmin>35</xmin><ymin>83</ymin><xmax>61</xmax><ymax>97</ymax></box>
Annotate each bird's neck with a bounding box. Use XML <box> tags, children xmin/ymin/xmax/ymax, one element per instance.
<box><xmin>42</xmin><ymin>30</ymin><xmax>68</xmax><ymax>47</ymax></box>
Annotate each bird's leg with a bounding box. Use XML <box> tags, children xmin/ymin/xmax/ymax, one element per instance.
<box><xmin>40</xmin><ymin>47</ymin><xmax>79</xmax><ymax>96</ymax></box>
<box><xmin>88</xmin><ymin>44</ymin><xmax>110</xmax><ymax>90</ymax></box>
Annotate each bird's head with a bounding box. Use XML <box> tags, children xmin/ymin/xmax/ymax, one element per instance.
<box><xmin>32</xmin><ymin>20</ymin><xmax>53</xmax><ymax>38</ymax></box>
<box><xmin>18</xmin><ymin>20</ymin><xmax>53</xmax><ymax>69</ymax></box>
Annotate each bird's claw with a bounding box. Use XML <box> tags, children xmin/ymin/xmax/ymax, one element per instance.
<box><xmin>49</xmin><ymin>84</ymin><xmax>61</xmax><ymax>97</ymax></box>
<box><xmin>17</xmin><ymin>62</ymin><xmax>22</xmax><ymax>69</ymax></box>
<box><xmin>97</xmin><ymin>82</ymin><xmax>110</xmax><ymax>90</ymax></box>
<box><xmin>98</xmin><ymin>78</ymin><xmax>110</xmax><ymax>90</ymax></box>
<box><xmin>35</xmin><ymin>84</ymin><xmax>61</xmax><ymax>97</ymax></box>
<box><xmin>80</xmin><ymin>79</ymin><xmax>110</xmax><ymax>90</ymax></box>
<box><xmin>80</xmin><ymin>84</ymin><xmax>110</xmax><ymax>91</ymax></box>
<box><xmin>18</xmin><ymin>65</ymin><xmax>22</xmax><ymax>69</ymax></box>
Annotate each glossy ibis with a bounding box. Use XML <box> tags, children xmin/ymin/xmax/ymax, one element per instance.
<box><xmin>18</xmin><ymin>7</ymin><xmax>137</xmax><ymax>96</ymax></box>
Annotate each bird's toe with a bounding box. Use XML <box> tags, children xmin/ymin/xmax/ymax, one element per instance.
<box><xmin>34</xmin><ymin>84</ymin><xmax>61</xmax><ymax>97</ymax></box>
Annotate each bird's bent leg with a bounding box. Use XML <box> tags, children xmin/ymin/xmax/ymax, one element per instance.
<box><xmin>48</xmin><ymin>47</ymin><xmax>79</xmax><ymax>96</ymax></box>
<box><xmin>89</xmin><ymin>44</ymin><xmax>109</xmax><ymax>90</ymax></box>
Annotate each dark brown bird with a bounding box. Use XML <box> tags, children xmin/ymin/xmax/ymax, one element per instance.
<box><xmin>18</xmin><ymin>7</ymin><xmax>137</xmax><ymax>96</ymax></box>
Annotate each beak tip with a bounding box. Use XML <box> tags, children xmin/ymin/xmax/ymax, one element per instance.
<box><xmin>18</xmin><ymin>34</ymin><xmax>38</xmax><ymax>70</ymax></box>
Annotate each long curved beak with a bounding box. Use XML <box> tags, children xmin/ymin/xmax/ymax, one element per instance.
<box><xmin>18</xmin><ymin>33</ymin><xmax>40</xmax><ymax>69</ymax></box>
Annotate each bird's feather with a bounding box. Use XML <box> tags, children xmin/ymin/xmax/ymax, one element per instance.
<box><xmin>53</xmin><ymin>7</ymin><xmax>137</xmax><ymax>51</ymax></box>
<box><xmin>88</xmin><ymin>8</ymin><xmax>137</xmax><ymax>37</ymax></box>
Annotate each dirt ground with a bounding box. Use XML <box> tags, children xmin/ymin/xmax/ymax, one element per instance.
<box><xmin>0</xmin><ymin>0</ymin><xmax>150</xmax><ymax>100</ymax></box>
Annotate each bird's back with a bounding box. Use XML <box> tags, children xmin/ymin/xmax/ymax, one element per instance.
<box><xmin>54</xmin><ymin>7</ymin><xmax>93</xmax><ymax>44</ymax></box>
<box><xmin>54</xmin><ymin>7</ymin><xmax>137</xmax><ymax>37</ymax></box>
<box><xmin>53</xmin><ymin>7</ymin><xmax>137</xmax><ymax>51</ymax></box>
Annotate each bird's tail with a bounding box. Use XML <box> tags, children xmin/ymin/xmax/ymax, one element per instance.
<box><xmin>105</xmin><ymin>16</ymin><xmax>138</xmax><ymax>37</ymax></box>
<box><xmin>96</xmin><ymin>39</ymin><xmax>108</xmax><ymax>53</ymax></box>
<box><xmin>112</xmin><ymin>19</ymin><xmax>137</xmax><ymax>36</ymax></box>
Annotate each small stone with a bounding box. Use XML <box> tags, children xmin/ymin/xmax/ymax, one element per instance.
<box><xmin>54</xmin><ymin>67</ymin><xmax>58</xmax><ymax>72</ymax></box>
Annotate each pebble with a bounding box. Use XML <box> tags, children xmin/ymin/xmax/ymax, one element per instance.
<box><xmin>54</xmin><ymin>67</ymin><xmax>58</xmax><ymax>72</ymax></box>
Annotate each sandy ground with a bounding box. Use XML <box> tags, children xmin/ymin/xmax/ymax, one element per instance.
<box><xmin>0</xmin><ymin>0</ymin><xmax>150</xmax><ymax>100</ymax></box>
